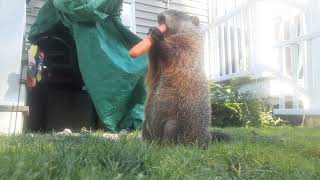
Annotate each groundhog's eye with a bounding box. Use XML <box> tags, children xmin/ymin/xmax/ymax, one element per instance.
<box><xmin>191</xmin><ymin>16</ymin><xmax>200</xmax><ymax>26</ymax></box>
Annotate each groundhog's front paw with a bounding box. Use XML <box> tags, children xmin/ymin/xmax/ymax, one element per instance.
<box><xmin>148</xmin><ymin>27</ymin><xmax>164</xmax><ymax>42</ymax></box>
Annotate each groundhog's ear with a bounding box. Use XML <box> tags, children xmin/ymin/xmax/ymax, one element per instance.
<box><xmin>191</xmin><ymin>16</ymin><xmax>200</xmax><ymax>26</ymax></box>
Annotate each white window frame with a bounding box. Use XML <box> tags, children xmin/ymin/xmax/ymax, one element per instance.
<box><xmin>121</xmin><ymin>0</ymin><xmax>136</xmax><ymax>33</ymax></box>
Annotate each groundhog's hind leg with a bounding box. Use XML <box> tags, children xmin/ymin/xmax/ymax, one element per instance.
<box><xmin>179</xmin><ymin>130</ymin><xmax>211</xmax><ymax>149</ymax></box>
<box><xmin>197</xmin><ymin>131</ymin><xmax>211</xmax><ymax>149</ymax></box>
<box><xmin>162</xmin><ymin>120</ymin><xmax>178</xmax><ymax>144</ymax></box>
<box><xmin>142</xmin><ymin>122</ymin><xmax>151</xmax><ymax>142</ymax></box>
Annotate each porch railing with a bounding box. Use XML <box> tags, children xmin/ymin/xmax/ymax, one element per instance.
<box><xmin>206</xmin><ymin>0</ymin><xmax>320</xmax><ymax>115</ymax></box>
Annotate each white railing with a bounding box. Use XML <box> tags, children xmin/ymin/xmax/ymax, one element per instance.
<box><xmin>208</xmin><ymin>0</ymin><xmax>320</xmax><ymax>115</ymax></box>
<box><xmin>206</xmin><ymin>0</ymin><xmax>257</xmax><ymax>82</ymax></box>
<box><xmin>272</xmin><ymin>4</ymin><xmax>320</xmax><ymax>115</ymax></box>
<box><xmin>273</xmin><ymin>11</ymin><xmax>308</xmax><ymax>114</ymax></box>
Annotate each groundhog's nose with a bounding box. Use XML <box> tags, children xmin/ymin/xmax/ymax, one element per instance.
<box><xmin>157</xmin><ymin>13</ymin><xmax>166</xmax><ymax>24</ymax></box>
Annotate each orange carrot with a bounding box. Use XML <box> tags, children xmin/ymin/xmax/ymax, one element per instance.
<box><xmin>129</xmin><ymin>24</ymin><xmax>167</xmax><ymax>58</ymax></box>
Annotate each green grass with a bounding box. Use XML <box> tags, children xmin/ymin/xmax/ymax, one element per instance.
<box><xmin>0</xmin><ymin>128</ymin><xmax>319</xmax><ymax>179</ymax></box>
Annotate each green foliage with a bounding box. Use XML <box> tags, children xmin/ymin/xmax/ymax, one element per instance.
<box><xmin>209</xmin><ymin>81</ymin><xmax>285</xmax><ymax>128</ymax></box>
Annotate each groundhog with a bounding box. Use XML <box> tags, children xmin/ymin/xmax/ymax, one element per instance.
<box><xmin>142</xmin><ymin>10</ymin><xmax>230</xmax><ymax>148</ymax></box>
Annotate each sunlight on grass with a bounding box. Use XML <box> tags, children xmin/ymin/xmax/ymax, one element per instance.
<box><xmin>0</xmin><ymin>128</ymin><xmax>319</xmax><ymax>179</ymax></box>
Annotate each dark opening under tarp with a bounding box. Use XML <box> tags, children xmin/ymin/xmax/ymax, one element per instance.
<box><xmin>28</xmin><ymin>0</ymin><xmax>147</xmax><ymax>131</ymax></box>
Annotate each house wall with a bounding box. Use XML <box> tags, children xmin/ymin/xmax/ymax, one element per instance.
<box><xmin>25</xmin><ymin>0</ymin><xmax>209</xmax><ymax>38</ymax></box>
<box><xmin>24</xmin><ymin>0</ymin><xmax>209</xmax><ymax>60</ymax></box>
<box><xmin>23</xmin><ymin>0</ymin><xmax>45</xmax><ymax>63</ymax></box>
<box><xmin>134</xmin><ymin>0</ymin><xmax>209</xmax><ymax>38</ymax></box>
<box><xmin>25</xmin><ymin>0</ymin><xmax>44</xmax><ymax>38</ymax></box>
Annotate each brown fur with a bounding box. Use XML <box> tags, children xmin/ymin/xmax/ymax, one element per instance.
<box><xmin>142</xmin><ymin>10</ymin><xmax>230</xmax><ymax>148</ymax></box>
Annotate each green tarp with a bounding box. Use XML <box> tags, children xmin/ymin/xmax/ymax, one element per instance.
<box><xmin>28</xmin><ymin>0</ymin><xmax>147</xmax><ymax>131</ymax></box>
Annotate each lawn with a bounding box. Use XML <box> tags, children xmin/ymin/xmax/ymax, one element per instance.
<box><xmin>0</xmin><ymin>128</ymin><xmax>319</xmax><ymax>179</ymax></box>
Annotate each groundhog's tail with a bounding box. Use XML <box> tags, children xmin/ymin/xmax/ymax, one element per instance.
<box><xmin>210</xmin><ymin>131</ymin><xmax>232</xmax><ymax>142</ymax></box>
